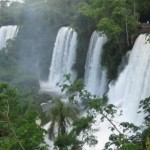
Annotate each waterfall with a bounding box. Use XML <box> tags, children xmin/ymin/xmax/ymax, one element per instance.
<box><xmin>84</xmin><ymin>31</ymin><xmax>107</xmax><ymax>97</ymax></box>
<box><xmin>40</xmin><ymin>27</ymin><xmax>77</xmax><ymax>93</ymax></box>
<box><xmin>108</xmin><ymin>34</ymin><xmax>150</xmax><ymax>124</ymax></box>
<box><xmin>85</xmin><ymin>34</ymin><xmax>150</xmax><ymax>150</ymax></box>
<box><xmin>0</xmin><ymin>25</ymin><xmax>18</xmax><ymax>50</ymax></box>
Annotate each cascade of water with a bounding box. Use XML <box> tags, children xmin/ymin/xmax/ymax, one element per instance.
<box><xmin>0</xmin><ymin>25</ymin><xmax>18</xmax><ymax>50</ymax></box>
<box><xmin>84</xmin><ymin>31</ymin><xmax>108</xmax><ymax>97</ymax></box>
<box><xmin>108</xmin><ymin>34</ymin><xmax>150</xmax><ymax>124</ymax></box>
<box><xmin>40</xmin><ymin>27</ymin><xmax>77</xmax><ymax>93</ymax></box>
<box><xmin>84</xmin><ymin>34</ymin><xmax>150</xmax><ymax>150</ymax></box>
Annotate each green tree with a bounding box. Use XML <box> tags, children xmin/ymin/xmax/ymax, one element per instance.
<box><xmin>78</xmin><ymin>0</ymin><xmax>139</xmax><ymax>79</ymax></box>
<box><xmin>44</xmin><ymin>99</ymin><xmax>79</xmax><ymax>141</ymax></box>
<box><xmin>0</xmin><ymin>83</ymin><xmax>47</xmax><ymax>150</ymax></box>
<box><xmin>135</xmin><ymin>0</ymin><xmax>150</xmax><ymax>22</ymax></box>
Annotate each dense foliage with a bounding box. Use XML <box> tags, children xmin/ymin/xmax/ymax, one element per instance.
<box><xmin>0</xmin><ymin>83</ymin><xmax>47</xmax><ymax>150</ymax></box>
<box><xmin>135</xmin><ymin>0</ymin><xmax>150</xmax><ymax>22</ymax></box>
<box><xmin>0</xmin><ymin>77</ymin><xmax>150</xmax><ymax>149</ymax></box>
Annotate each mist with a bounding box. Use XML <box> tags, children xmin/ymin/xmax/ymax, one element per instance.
<box><xmin>8</xmin><ymin>0</ymin><xmax>64</xmax><ymax>90</ymax></box>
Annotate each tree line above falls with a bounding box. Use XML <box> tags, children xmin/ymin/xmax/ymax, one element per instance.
<box><xmin>0</xmin><ymin>0</ymin><xmax>150</xmax><ymax>150</ymax></box>
<box><xmin>0</xmin><ymin>0</ymin><xmax>150</xmax><ymax>83</ymax></box>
